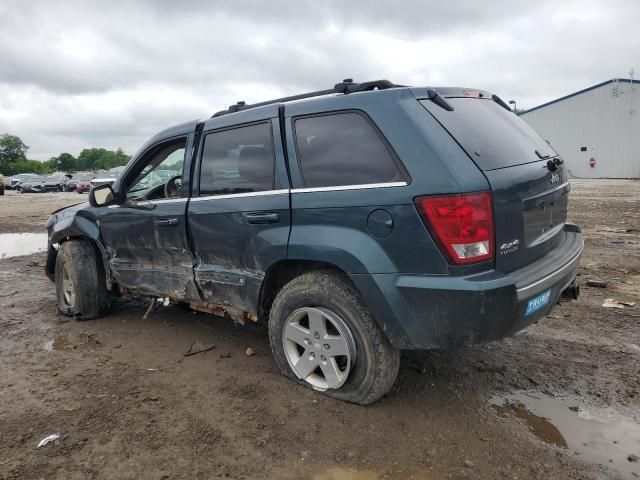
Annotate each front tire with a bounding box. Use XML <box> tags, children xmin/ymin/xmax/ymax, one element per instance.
<box><xmin>55</xmin><ymin>240</ymin><xmax>109</xmax><ymax>319</ymax></box>
<box><xmin>269</xmin><ymin>270</ymin><xmax>400</xmax><ymax>405</ymax></box>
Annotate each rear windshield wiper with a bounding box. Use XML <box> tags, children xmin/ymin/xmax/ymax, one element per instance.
<box><xmin>535</xmin><ymin>150</ymin><xmax>551</xmax><ymax>160</ymax></box>
<box><xmin>426</xmin><ymin>88</ymin><xmax>454</xmax><ymax>111</ymax></box>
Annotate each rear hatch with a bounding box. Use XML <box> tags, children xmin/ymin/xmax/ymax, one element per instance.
<box><xmin>419</xmin><ymin>91</ymin><xmax>569</xmax><ymax>273</ymax></box>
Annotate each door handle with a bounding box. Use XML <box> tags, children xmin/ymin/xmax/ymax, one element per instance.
<box><xmin>244</xmin><ymin>212</ymin><xmax>279</xmax><ymax>224</ymax></box>
<box><xmin>154</xmin><ymin>217</ymin><xmax>179</xmax><ymax>226</ymax></box>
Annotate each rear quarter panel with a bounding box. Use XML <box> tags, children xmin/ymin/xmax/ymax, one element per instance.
<box><xmin>284</xmin><ymin>88</ymin><xmax>490</xmax><ymax>275</ymax></box>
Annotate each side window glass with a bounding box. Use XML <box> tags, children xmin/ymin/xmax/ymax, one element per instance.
<box><xmin>199</xmin><ymin>123</ymin><xmax>275</xmax><ymax>196</ymax></box>
<box><xmin>294</xmin><ymin>112</ymin><xmax>402</xmax><ymax>188</ymax></box>
<box><xmin>127</xmin><ymin>139</ymin><xmax>185</xmax><ymax>200</ymax></box>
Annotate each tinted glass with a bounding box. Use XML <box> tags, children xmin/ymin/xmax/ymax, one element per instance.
<box><xmin>420</xmin><ymin>98</ymin><xmax>557</xmax><ymax>170</ymax></box>
<box><xmin>200</xmin><ymin>123</ymin><xmax>275</xmax><ymax>196</ymax></box>
<box><xmin>294</xmin><ymin>113</ymin><xmax>402</xmax><ymax>188</ymax></box>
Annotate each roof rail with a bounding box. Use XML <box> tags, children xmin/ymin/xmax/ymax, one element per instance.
<box><xmin>211</xmin><ymin>79</ymin><xmax>399</xmax><ymax>118</ymax></box>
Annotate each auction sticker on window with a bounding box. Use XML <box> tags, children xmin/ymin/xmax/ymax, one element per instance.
<box><xmin>525</xmin><ymin>289</ymin><xmax>551</xmax><ymax>316</ymax></box>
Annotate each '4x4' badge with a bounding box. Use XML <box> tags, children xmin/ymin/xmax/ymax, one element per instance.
<box><xmin>499</xmin><ymin>239</ymin><xmax>520</xmax><ymax>255</ymax></box>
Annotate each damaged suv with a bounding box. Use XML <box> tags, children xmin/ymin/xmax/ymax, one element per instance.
<box><xmin>45</xmin><ymin>79</ymin><xmax>583</xmax><ymax>404</ymax></box>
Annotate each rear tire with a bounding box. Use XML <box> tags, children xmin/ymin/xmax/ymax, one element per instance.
<box><xmin>55</xmin><ymin>240</ymin><xmax>109</xmax><ymax>320</ymax></box>
<box><xmin>268</xmin><ymin>270</ymin><xmax>400</xmax><ymax>405</ymax></box>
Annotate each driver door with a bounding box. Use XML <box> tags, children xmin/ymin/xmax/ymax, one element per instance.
<box><xmin>99</xmin><ymin>134</ymin><xmax>199</xmax><ymax>300</ymax></box>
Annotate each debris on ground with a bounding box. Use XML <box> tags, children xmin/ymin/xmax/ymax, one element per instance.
<box><xmin>597</xmin><ymin>226</ymin><xmax>636</xmax><ymax>234</ymax></box>
<box><xmin>183</xmin><ymin>341</ymin><xmax>216</xmax><ymax>357</ymax></box>
<box><xmin>36</xmin><ymin>433</ymin><xmax>61</xmax><ymax>448</ymax></box>
<box><xmin>602</xmin><ymin>298</ymin><xmax>636</xmax><ymax>308</ymax></box>
<box><xmin>142</xmin><ymin>300</ymin><xmax>157</xmax><ymax>320</ymax></box>
<box><xmin>628</xmin><ymin>454</ymin><xmax>639</xmax><ymax>462</ymax></box>
<box><xmin>156</xmin><ymin>297</ymin><xmax>170</xmax><ymax>307</ymax></box>
<box><xmin>464</xmin><ymin>460</ymin><xmax>475</xmax><ymax>468</ymax></box>
<box><xmin>245</xmin><ymin>347</ymin><xmax>256</xmax><ymax>357</ymax></box>
<box><xmin>586</xmin><ymin>279</ymin><xmax>608</xmax><ymax>288</ymax></box>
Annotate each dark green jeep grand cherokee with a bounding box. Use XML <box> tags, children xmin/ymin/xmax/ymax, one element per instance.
<box><xmin>45</xmin><ymin>79</ymin><xmax>582</xmax><ymax>404</ymax></box>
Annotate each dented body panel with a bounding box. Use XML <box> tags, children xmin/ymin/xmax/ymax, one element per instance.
<box><xmin>45</xmin><ymin>85</ymin><xmax>583</xmax><ymax>351</ymax></box>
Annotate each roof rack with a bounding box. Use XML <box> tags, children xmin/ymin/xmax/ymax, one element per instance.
<box><xmin>211</xmin><ymin>79</ymin><xmax>399</xmax><ymax>118</ymax></box>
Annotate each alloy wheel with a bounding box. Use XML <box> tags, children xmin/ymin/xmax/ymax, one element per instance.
<box><xmin>282</xmin><ymin>307</ymin><xmax>356</xmax><ymax>391</ymax></box>
<box><xmin>61</xmin><ymin>263</ymin><xmax>76</xmax><ymax>307</ymax></box>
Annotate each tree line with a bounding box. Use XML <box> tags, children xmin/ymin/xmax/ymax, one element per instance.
<box><xmin>0</xmin><ymin>133</ymin><xmax>130</xmax><ymax>176</ymax></box>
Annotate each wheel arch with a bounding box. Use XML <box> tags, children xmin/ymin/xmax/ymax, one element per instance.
<box><xmin>258</xmin><ymin>259</ymin><xmax>360</xmax><ymax>322</ymax></box>
<box><xmin>48</xmin><ymin>232</ymin><xmax>112</xmax><ymax>290</ymax></box>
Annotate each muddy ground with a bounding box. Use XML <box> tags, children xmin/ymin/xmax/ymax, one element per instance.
<box><xmin>0</xmin><ymin>181</ymin><xmax>638</xmax><ymax>480</ymax></box>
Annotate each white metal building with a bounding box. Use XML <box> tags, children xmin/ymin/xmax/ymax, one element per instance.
<box><xmin>520</xmin><ymin>78</ymin><xmax>639</xmax><ymax>178</ymax></box>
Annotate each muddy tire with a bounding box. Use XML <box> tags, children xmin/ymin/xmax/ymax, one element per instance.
<box><xmin>268</xmin><ymin>269</ymin><xmax>400</xmax><ymax>405</ymax></box>
<box><xmin>55</xmin><ymin>240</ymin><xmax>109</xmax><ymax>320</ymax></box>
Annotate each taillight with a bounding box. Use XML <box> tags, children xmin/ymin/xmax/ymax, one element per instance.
<box><xmin>414</xmin><ymin>191</ymin><xmax>494</xmax><ymax>265</ymax></box>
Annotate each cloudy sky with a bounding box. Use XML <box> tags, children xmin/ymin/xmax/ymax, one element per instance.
<box><xmin>0</xmin><ymin>0</ymin><xmax>638</xmax><ymax>160</ymax></box>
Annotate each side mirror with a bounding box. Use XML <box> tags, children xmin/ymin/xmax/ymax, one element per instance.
<box><xmin>89</xmin><ymin>183</ymin><xmax>117</xmax><ymax>207</ymax></box>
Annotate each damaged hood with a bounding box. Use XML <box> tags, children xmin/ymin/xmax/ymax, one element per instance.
<box><xmin>50</xmin><ymin>202</ymin><xmax>87</xmax><ymax>216</ymax></box>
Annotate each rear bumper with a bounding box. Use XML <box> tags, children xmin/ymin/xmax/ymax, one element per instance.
<box><xmin>351</xmin><ymin>224</ymin><xmax>583</xmax><ymax>349</ymax></box>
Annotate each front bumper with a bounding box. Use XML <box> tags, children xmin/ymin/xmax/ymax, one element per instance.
<box><xmin>351</xmin><ymin>224</ymin><xmax>584</xmax><ymax>350</ymax></box>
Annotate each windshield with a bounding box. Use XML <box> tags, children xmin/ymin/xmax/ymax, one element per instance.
<box><xmin>420</xmin><ymin>98</ymin><xmax>557</xmax><ymax>170</ymax></box>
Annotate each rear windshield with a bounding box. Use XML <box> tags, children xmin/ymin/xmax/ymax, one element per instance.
<box><xmin>420</xmin><ymin>98</ymin><xmax>556</xmax><ymax>170</ymax></box>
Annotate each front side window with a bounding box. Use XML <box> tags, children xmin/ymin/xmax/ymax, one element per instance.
<box><xmin>294</xmin><ymin>112</ymin><xmax>403</xmax><ymax>188</ymax></box>
<box><xmin>127</xmin><ymin>139</ymin><xmax>186</xmax><ymax>199</ymax></box>
<box><xmin>199</xmin><ymin>122</ymin><xmax>275</xmax><ymax>196</ymax></box>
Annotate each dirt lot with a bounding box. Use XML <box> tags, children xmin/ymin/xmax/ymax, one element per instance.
<box><xmin>0</xmin><ymin>181</ymin><xmax>639</xmax><ymax>480</ymax></box>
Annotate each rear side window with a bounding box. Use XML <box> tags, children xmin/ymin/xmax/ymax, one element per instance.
<box><xmin>294</xmin><ymin>112</ymin><xmax>403</xmax><ymax>188</ymax></box>
<box><xmin>200</xmin><ymin>122</ymin><xmax>275</xmax><ymax>196</ymax></box>
<box><xmin>420</xmin><ymin>98</ymin><xmax>557</xmax><ymax>170</ymax></box>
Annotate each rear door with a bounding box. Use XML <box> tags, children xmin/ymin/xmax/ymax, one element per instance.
<box><xmin>421</xmin><ymin>96</ymin><xmax>569</xmax><ymax>273</ymax></box>
<box><xmin>187</xmin><ymin>107</ymin><xmax>290</xmax><ymax>320</ymax></box>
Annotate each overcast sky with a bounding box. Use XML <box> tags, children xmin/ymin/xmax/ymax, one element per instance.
<box><xmin>0</xmin><ymin>0</ymin><xmax>638</xmax><ymax>160</ymax></box>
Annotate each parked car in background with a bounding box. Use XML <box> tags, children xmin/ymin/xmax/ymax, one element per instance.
<box><xmin>46</xmin><ymin>79</ymin><xmax>582</xmax><ymax>404</ymax></box>
<box><xmin>89</xmin><ymin>171</ymin><xmax>120</xmax><ymax>189</ymax></box>
<box><xmin>76</xmin><ymin>177</ymin><xmax>94</xmax><ymax>193</ymax></box>
<box><xmin>8</xmin><ymin>173</ymin><xmax>33</xmax><ymax>190</ymax></box>
<box><xmin>0</xmin><ymin>173</ymin><xmax>4</xmax><ymax>195</ymax></box>
<box><xmin>154</xmin><ymin>169</ymin><xmax>180</xmax><ymax>182</ymax></box>
<box><xmin>42</xmin><ymin>174</ymin><xmax>70</xmax><ymax>192</ymax></box>
<box><xmin>3</xmin><ymin>174</ymin><xmax>12</xmax><ymax>192</ymax></box>
<box><xmin>65</xmin><ymin>172</ymin><xmax>95</xmax><ymax>192</ymax></box>
<box><xmin>16</xmin><ymin>175</ymin><xmax>45</xmax><ymax>193</ymax></box>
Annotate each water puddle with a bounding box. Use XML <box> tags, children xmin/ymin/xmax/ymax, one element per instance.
<box><xmin>311</xmin><ymin>468</ymin><xmax>432</xmax><ymax>480</ymax></box>
<box><xmin>491</xmin><ymin>391</ymin><xmax>640</xmax><ymax>478</ymax></box>
<box><xmin>312</xmin><ymin>468</ymin><xmax>379</xmax><ymax>480</ymax></box>
<box><xmin>44</xmin><ymin>335</ymin><xmax>74</xmax><ymax>351</ymax></box>
<box><xmin>0</xmin><ymin>233</ymin><xmax>48</xmax><ymax>258</ymax></box>
<box><xmin>44</xmin><ymin>333</ymin><xmax>101</xmax><ymax>352</ymax></box>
